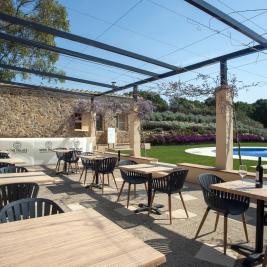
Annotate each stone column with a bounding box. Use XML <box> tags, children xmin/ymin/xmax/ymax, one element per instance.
<box><xmin>128</xmin><ymin>112</ymin><xmax>141</xmax><ymax>157</ymax></box>
<box><xmin>90</xmin><ymin>112</ymin><xmax>96</xmax><ymax>150</ymax></box>
<box><xmin>215</xmin><ymin>86</ymin><xmax>233</xmax><ymax>170</ymax></box>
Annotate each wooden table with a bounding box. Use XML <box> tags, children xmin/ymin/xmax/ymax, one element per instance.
<box><xmin>0</xmin><ymin>158</ymin><xmax>25</xmax><ymax>165</ymax></box>
<box><xmin>0</xmin><ymin>209</ymin><xmax>166</xmax><ymax>267</ymax></box>
<box><xmin>119</xmin><ymin>164</ymin><xmax>176</xmax><ymax>214</ymax></box>
<box><xmin>211</xmin><ymin>179</ymin><xmax>267</xmax><ymax>266</ymax></box>
<box><xmin>0</xmin><ymin>171</ymin><xmax>58</xmax><ymax>185</ymax></box>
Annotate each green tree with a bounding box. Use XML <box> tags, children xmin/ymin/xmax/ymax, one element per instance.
<box><xmin>252</xmin><ymin>99</ymin><xmax>267</xmax><ymax>127</ymax></box>
<box><xmin>0</xmin><ymin>0</ymin><xmax>69</xmax><ymax>81</ymax></box>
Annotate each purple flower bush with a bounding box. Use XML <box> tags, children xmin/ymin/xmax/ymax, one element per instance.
<box><xmin>146</xmin><ymin>134</ymin><xmax>267</xmax><ymax>145</ymax></box>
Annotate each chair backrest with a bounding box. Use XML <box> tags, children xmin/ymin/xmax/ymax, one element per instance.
<box><xmin>151</xmin><ymin>169</ymin><xmax>188</xmax><ymax>193</ymax></box>
<box><xmin>63</xmin><ymin>151</ymin><xmax>79</xmax><ymax>163</ymax></box>
<box><xmin>198</xmin><ymin>173</ymin><xmax>225</xmax><ymax>207</ymax></box>
<box><xmin>0</xmin><ymin>166</ymin><xmax>28</xmax><ymax>173</ymax></box>
<box><xmin>0</xmin><ymin>183</ymin><xmax>39</xmax><ymax>210</ymax></box>
<box><xmin>81</xmin><ymin>158</ymin><xmax>97</xmax><ymax>170</ymax></box>
<box><xmin>97</xmin><ymin>157</ymin><xmax>117</xmax><ymax>173</ymax></box>
<box><xmin>118</xmin><ymin>160</ymin><xmax>137</xmax><ymax>166</ymax></box>
<box><xmin>55</xmin><ymin>147</ymin><xmax>67</xmax><ymax>160</ymax></box>
<box><xmin>0</xmin><ymin>198</ymin><xmax>64</xmax><ymax>223</ymax></box>
<box><xmin>0</xmin><ymin>152</ymin><xmax>9</xmax><ymax>159</ymax></box>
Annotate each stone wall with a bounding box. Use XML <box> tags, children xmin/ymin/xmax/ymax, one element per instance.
<box><xmin>0</xmin><ymin>84</ymin><xmax>130</xmax><ymax>144</ymax></box>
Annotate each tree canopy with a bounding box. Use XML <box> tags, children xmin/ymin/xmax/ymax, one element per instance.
<box><xmin>0</xmin><ymin>0</ymin><xmax>69</xmax><ymax>81</ymax></box>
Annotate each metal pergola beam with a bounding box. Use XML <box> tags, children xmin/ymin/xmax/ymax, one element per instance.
<box><xmin>99</xmin><ymin>44</ymin><xmax>267</xmax><ymax>95</ymax></box>
<box><xmin>0</xmin><ymin>32</ymin><xmax>157</xmax><ymax>77</ymax></box>
<box><xmin>0</xmin><ymin>12</ymin><xmax>180</xmax><ymax>71</ymax></box>
<box><xmin>0</xmin><ymin>80</ymin><xmax>96</xmax><ymax>97</ymax></box>
<box><xmin>0</xmin><ymin>63</ymin><xmax>114</xmax><ymax>89</ymax></box>
<box><xmin>185</xmin><ymin>0</ymin><xmax>267</xmax><ymax>46</ymax></box>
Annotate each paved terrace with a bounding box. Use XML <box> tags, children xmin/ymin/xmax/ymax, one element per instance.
<box><xmin>29</xmin><ymin>165</ymin><xmax>266</xmax><ymax>267</ymax></box>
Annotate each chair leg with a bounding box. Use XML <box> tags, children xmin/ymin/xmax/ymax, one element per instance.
<box><xmin>84</xmin><ymin>168</ymin><xmax>88</xmax><ymax>185</ymax></box>
<box><xmin>179</xmin><ymin>192</ymin><xmax>189</xmax><ymax>218</ymax></box>
<box><xmin>262</xmin><ymin>246</ymin><xmax>267</xmax><ymax>267</ymax></box>
<box><xmin>241</xmin><ymin>213</ymin><xmax>249</xmax><ymax>243</ymax></box>
<box><xmin>92</xmin><ymin>172</ymin><xmax>96</xmax><ymax>184</ymax></box>
<box><xmin>79</xmin><ymin>167</ymin><xmax>84</xmax><ymax>182</ymax></box>
<box><xmin>102</xmin><ymin>174</ymin><xmax>105</xmax><ymax>195</ymax></box>
<box><xmin>111</xmin><ymin>172</ymin><xmax>118</xmax><ymax>190</ymax></box>
<box><xmin>134</xmin><ymin>184</ymin><xmax>136</xmax><ymax>198</ymax></box>
<box><xmin>168</xmin><ymin>194</ymin><xmax>172</xmax><ymax>224</ymax></box>
<box><xmin>126</xmin><ymin>183</ymin><xmax>131</xmax><ymax>208</ymax></box>
<box><xmin>214</xmin><ymin>212</ymin><xmax>220</xmax><ymax>232</ymax></box>
<box><xmin>194</xmin><ymin>207</ymin><xmax>210</xmax><ymax>239</ymax></box>
<box><xmin>223</xmin><ymin>214</ymin><xmax>228</xmax><ymax>255</ymax></box>
<box><xmin>144</xmin><ymin>183</ymin><xmax>148</xmax><ymax>193</ymax></box>
<box><xmin>55</xmin><ymin>160</ymin><xmax>59</xmax><ymax>172</ymax></box>
<box><xmin>117</xmin><ymin>181</ymin><xmax>126</xmax><ymax>202</ymax></box>
<box><xmin>107</xmin><ymin>174</ymin><xmax>110</xmax><ymax>186</ymax></box>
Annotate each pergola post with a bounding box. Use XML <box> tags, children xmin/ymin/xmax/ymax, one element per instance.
<box><xmin>90</xmin><ymin>97</ymin><xmax>97</xmax><ymax>150</ymax></box>
<box><xmin>129</xmin><ymin>85</ymin><xmax>141</xmax><ymax>157</ymax></box>
<box><xmin>216</xmin><ymin>60</ymin><xmax>233</xmax><ymax>170</ymax></box>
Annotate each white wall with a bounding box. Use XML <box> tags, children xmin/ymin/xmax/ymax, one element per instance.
<box><xmin>0</xmin><ymin>137</ymin><xmax>95</xmax><ymax>166</ymax></box>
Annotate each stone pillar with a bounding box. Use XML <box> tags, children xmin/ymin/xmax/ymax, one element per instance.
<box><xmin>90</xmin><ymin>112</ymin><xmax>96</xmax><ymax>150</ymax></box>
<box><xmin>128</xmin><ymin>112</ymin><xmax>141</xmax><ymax>157</ymax></box>
<box><xmin>216</xmin><ymin>86</ymin><xmax>233</xmax><ymax>170</ymax></box>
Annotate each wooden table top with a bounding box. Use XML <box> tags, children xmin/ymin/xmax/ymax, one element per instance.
<box><xmin>52</xmin><ymin>149</ymin><xmax>73</xmax><ymax>153</ymax></box>
<box><xmin>210</xmin><ymin>179</ymin><xmax>267</xmax><ymax>201</ymax></box>
<box><xmin>119</xmin><ymin>163</ymin><xmax>175</xmax><ymax>175</ymax></box>
<box><xmin>79</xmin><ymin>154</ymin><xmax>108</xmax><ymax>160</ymax></box>
<box><xmin>0</xmin><ymin>158</ymin><xmax>25</xmax><ymax>164</ymax></box>
<box><xmin>0</xmin><ymin>209</ymin><xmax>166</xmax><ymax>267</ymax></box>
<box><xmin>0</xmin><ymin>171</ymin><xmax>58</xmax><ymax>185</ymax></box>
<box><xmin>107</xmin><ymin>147</ymin><xmax>133</xmax><ymax>151</ymax></box>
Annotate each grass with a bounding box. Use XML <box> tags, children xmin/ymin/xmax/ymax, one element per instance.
<box><xmin>141</xmin><ymin>142</ymin><xmax>267</xmax><ymax>173</ymax></box>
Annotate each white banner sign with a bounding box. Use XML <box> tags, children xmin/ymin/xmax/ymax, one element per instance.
<box><xmin>107</xmin><ymin>128</ymin><xmax>116</xmax><ymax>145</ymax></box>
<box><xmin>0</xmin><ymin>137</ymin><xmax>95</xmax><ymax>166</ymax></box>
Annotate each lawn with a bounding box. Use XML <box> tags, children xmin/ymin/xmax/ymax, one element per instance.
<box><xmin>141</xmin><ymin>142</ymin><xmax>267</xmax><ymax>173</ymax></box>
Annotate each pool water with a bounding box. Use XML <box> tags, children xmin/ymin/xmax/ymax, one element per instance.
<box><xmin>233</xmin><ymin>148</ymin><xmax>267</xmax><ymax>157</ymax></box>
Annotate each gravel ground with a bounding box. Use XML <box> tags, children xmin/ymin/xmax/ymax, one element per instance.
<box><xmin>29</xmin><ymin>164</ymin><xmax>266</xmax><ymax>267</ymax></box>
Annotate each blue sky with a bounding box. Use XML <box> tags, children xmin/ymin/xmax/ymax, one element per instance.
<box><xmin>26</xmin><ymin>0</ymin><xmax>267</xmax><ymax>103</ymax></box>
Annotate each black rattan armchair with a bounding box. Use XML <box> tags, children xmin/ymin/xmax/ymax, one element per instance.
<box><xmin>0</xmin><ymin>183</ymin><xmax>39</xmax><ymax>210</ymax></box>
<box><xmin>96</xmin><ymin>157</ymin><xmax>118</xmax><ymax>194</ymax></box>
<box><xmin>149</xmin><ymin>169</ymin><xmax>189</xmax><ymax>224</ymax></box>
<box><xmin>0</xmin><ymin>198</ymin><xmax>64</xmax><ymax>223</ymax></box>
<box><xmin>63</xmin><ymin>150</ymin><xmax>80</xmax><ymax>174</ymax></box>
<box><xmin>194</xmin><ymin>173</ymin><xmax>250</xmax><ymax>254</ymax></box>
<box><xmin>118</xmin><ymin>167</ymin><xmax>149</xmax><ymax>208</ymax></box>
<box><xmin>55</xmin><ymin>147</ymin><xmax>67</xmax><ymax>172</ymax></box>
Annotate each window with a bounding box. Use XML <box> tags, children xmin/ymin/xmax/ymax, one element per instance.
<box><xmin>96</xmin><ymin>114</ymin><xmax>103</xmax><ymax>131</ymax></box>
<box><xmin>116</xmin><ymin>114</ymin><xmax>128</xmax><ymax>131</ymax></box>
<box><xmin>74</xmin><ymin>113</ymin><xmax>82</xmax><ymax>130</ymax></box>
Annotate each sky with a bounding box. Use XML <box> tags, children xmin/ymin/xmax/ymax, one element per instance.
<box><xmin>20</xmin><ymin>0</ymin><xmax>267</xmax><ymax>103</ymax></box>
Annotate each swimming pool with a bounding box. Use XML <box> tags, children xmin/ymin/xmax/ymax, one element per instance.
<box><xmin>233</xmin><ymin>147</ymin><xmax>267</xmax><ymax>157</ymax></box>
<box><xmin>185</xmin><ymin>147</ymin><xmax>267</xmax><ymax>160</ymax></box>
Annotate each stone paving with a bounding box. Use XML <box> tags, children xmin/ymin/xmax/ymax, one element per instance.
<box><xmin>31</xmin><ymin>165</ymin><xmax>266</xmax><ymax>267</ymax></box>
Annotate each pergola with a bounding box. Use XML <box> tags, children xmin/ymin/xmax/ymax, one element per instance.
<box><xmin>0</xmin><ymin>0</ymin><xmax>266</xmax><ymax>168</ymax></box>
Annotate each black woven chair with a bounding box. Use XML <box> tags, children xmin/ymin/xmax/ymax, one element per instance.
<box><xmin>0</xmin><ymin>152</ymin><xmax>9</xmax><ymax>159</ymax></box>
<box><xmin>194</xmin><ymin>173</ymin><xmax>250</xmax><ymax>254</ymax></box>
<box><xmin>55</xmin><ymin>147</ymin><xmax>67</xmax><ymax>172</ymax></box>
<box><xmin>148</xmin><ymin>169</ymin><xmax>189</xmax><ymax>224</ymax></box>
<box><xmin>62</xmin><ymin>150</ymin><xmax>80</xmax><ymax>174</ymax></box>
<box><xmin>118</xmin><ymin>168</ymin><xmax>149</xmax><ymax>208</ymax></box>
<box><xmin>79</xmin><ymin>153</ymin><xmax>97</xmax><ymax>185</ymax></box>
<box><xmin>118</xmin><ymin>160</ymin><xmax>137</xmax><ymax>166</ymax></box>
<box><xmin>0</xmin><ymin>198</ymin><xmax>64</xmax><ymax>223</ymax></box>
<box><xmin>0</xmin><ymin>183</ymin><xmax>39</xmax><ymax>210</ymax></box>
<box><xmin>95</xmin><ymin>157</ymin><xmax>118</xmax><ymax>194</ymax></box>
<box><xmin>0</xmin><ymin>166</ymin><xmax>28</xmax><ymax>173</ymax></box>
